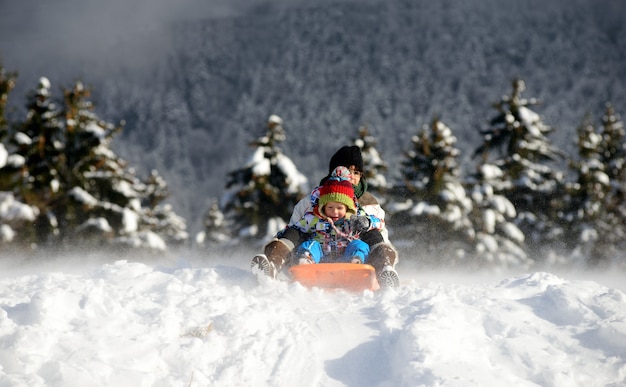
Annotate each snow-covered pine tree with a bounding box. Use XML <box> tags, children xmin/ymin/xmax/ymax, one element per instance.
<box><xmin>138</xmin><ymin>170</ymin><xmax>189</xmax><ymax>248</ymax></box>
<box><xmin>221</xmin><ymin>114</ymin><xmax>307</xmax><ymax>244</ymax></box>
<box><xmin>467</xmin><ymin>163</ymin><xmax>528</xmax><ymax>267</ymax></box>
<box><xmin>600</xmin><ymin>104</ymin><xmax>626</xmax><ymax>185</ymax></box>
<box><xmin>595</xmin><ymin>104</ymin><xmax>626</xmax><ymax>263</ymax></box>
<box><xmin>561</xmin><ymin>115</ymin><xmax>611</xmax><ymax>264</ymax></box>
<box><xmin>353</xmin><ymin>125</ymin><xmax>388</xmax><ymax>197</ymax></box>
<box><xmin>0</xmin><ymin>64</ymin><xmax>19</xmax><ymax>187</ymax></box>
<box><xmin>0</xmin><ymin>78</ymin><xmax>187</xmax><ymax>252</ymax></box>
<box><xmin>0</xmin><ymin>63</ymin><xmax>16</xmax><ymax>142</ymax></box>
<box><xmin>0</xmin><ymin>66</ymin><xmax>40</xmax><ymax>245</ymax></box>
<box><xmin>11</xmin><ymin>77</ymin><xmax>65</xmax><ymax>244</ymax></box>
<box><xmin>58</xmin><ymin>81</ymin><xmax>188</xmax><ymax>251</ymax></box>
<box><xmin>474</xmin><ymin>79</ymin><xmax>565</xmax><ymax>257</ymax></box>
<box><xmin>388</xmin><ymin>118</ymin><xmax>474</xmax><ymax>264</ymax></box>
<box><xmin>195</xmin><ymin>199</ymin><xmax>231</xmax><ymax>249</ymax></box>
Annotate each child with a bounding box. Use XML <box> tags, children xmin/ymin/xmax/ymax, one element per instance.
<box><xmin>251</xmin><ymin>145</ymin><xmax>400</xmax><ymax>288</ymax></box>
<box><xmin>291</xmin><ymin>166</ymin><xmax>382</xmax><ymax>265</ymax></box>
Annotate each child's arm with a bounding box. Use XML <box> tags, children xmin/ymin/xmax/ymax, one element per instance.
<box><xmin>350</xmin><ymin>209</ymin><xmax>384</xmax><ymax>233</ymax></box>
<box><xmin>294</xmin><ymin>212</ymin><xmax>321</xmax><ymax>234</ymax></box>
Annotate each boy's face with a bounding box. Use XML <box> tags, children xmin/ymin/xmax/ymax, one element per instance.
<box><xmin>323</xmin><ymin>202</ymin><xmax>348</xmax><ymax>222</ymax></box>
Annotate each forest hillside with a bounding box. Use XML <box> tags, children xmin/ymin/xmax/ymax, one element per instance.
<box><xmin>1</xmin><ymin>0</ymin><xmax>624</xmax><ymax>231</ymax></box>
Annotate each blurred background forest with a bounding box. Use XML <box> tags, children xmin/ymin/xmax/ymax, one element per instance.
<box><xmin>0</xmin><ymin>0</ymin><xmax>624</xmax><ymax>267</ymax></box>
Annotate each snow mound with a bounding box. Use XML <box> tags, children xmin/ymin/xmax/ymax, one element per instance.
<box><xmin>0</xmin><ymin>260</ymin><xmax>624</xmax><ymax>386</ymax></box>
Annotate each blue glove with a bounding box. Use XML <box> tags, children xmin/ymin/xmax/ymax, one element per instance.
<box><xmin>350</xmin><ymin>215</ymin><xmax>370</xmax><ymax>234</ymax></box>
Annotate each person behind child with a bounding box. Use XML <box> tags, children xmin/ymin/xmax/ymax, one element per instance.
<box><xmin>291</xmin><ymin>166</ymin><xmax>380</xmax><ymax>265</ymax></box>
<box><xmin>252</xmin><ymin>145</ymin><xmax>400</xmax><ymax>287</ymax></box>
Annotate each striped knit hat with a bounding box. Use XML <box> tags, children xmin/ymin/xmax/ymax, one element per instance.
<box><xmin>316</xmin><ymin>166</ymin><xmax>357</xmax><ymax>217</ymax></box>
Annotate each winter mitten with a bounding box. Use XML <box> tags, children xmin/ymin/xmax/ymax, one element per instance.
<box><xmin>350</xmin><ymin>215</ymin><xmax>370</xmax><ymax>233</ymax></box>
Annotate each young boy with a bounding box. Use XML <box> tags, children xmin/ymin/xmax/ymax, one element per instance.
<box><xmin>252</xmin><ymin>145</ymin><xmax>400</xmax><ymax>288</ymax></box>
<box><xmin>291</xmin><ymin>166</ymin><xmax>382</xmax><ymax>265</ymax></box>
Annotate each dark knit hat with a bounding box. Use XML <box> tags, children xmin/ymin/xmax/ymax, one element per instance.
<box><xmin>328</xmin><ymin>145</ymin><xmax>364</xmax><ymax>173</ymax></box>
<box><xmin>317</xmin><ymin>167</ymin><xmax>357</xmax><ymax>217</ymax></box>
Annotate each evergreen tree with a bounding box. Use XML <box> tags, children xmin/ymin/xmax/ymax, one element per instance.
<box><xmin>140</xmin><ymin>170</ymin><xmax>189</xmax><ymax>247</ymax></box>
<box><xmin>56</xmin><ymin>81</ymin><xmax>188</xmax><ymax>251</ymax></box>
<box><xmin>474</xmin><ymin>79</ymin><xmax>565</xmax><ymax>256</ymax></box>
<box><xmin>389</xmin><ymin>118</ymin><xmax>473</xmax><ymax>263</ymax></box>
<box><xmin>595</xmin><ymin>104</ymin><xmax>626</xmax><ymax>263</ymax></box>
<box><xmin>10</xmin><ymin>77</ymin><xmax>65</xmax><ymax>244</ymax></box>
<box><xmin>222</xmin><ymin>114</ymin><xmax>307</xmax><ymax>244</ymax></box>
<box><xmin>600</xmin><ymin>104</ymin><xmax>626</xmax><ymax>183</ymax></box>
<box><xmin>0</xmin><ymin>63</ymin><xmax>16</xmax><ymax>142</ymax></box>
<box><xmin>561</xmin><ymin>116</ymin><xmax>611</xmax><ymax>263</ymax></box>
<box><xmin>196</xmin><ymin>199</ymin><xmax>230</xmax><ymax>249</ymax></box>
<box><xmin>1</xmin><ymin>78</ymin><xmax>187</xmax><ymax>252</ymax></box>
<box><xmin>0</xmin><ymin>65</ymin><xmax>40</xmax><ymax>245</ymax></box>
<box><xmin>352</xmin><ymin>125</ymin><xmax>388</xmax><ymax>197</ymax></box>
<box><xmin>0</xmin><ymin>63</ymin><xmax>21</xmax><ymax>190</ymax></box>
<box><xmin>467</xmin><ymin>163</ymin><xmax>528</xmax><ymax>267</ymax></box>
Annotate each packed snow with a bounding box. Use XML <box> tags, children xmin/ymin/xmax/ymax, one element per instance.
<box><xmin>0</xmin><ymin>253</ymin><xmax>625</xmax><ymax>387</ymax></box>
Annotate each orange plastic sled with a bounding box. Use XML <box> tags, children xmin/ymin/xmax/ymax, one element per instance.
<box><xmin>288</xmin><ymin>263</ymin><xmax>380</xmax><ymax>292</ymax></box>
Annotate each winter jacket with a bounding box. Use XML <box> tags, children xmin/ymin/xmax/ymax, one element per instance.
<box><xmin>292</xmin><ymin>205</ymin><xmax>381</xmax><ymax>259</ymax></box>
<box><xmin>289</xmin><ymin>191</ymin><xmax>389</xmax><ymax>242</ymax></box>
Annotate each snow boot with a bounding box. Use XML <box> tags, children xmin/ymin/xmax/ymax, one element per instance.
<box><xmin>367</xmin><ymin>243</ymin><xmax>400</xmax><ymax>288</ymax></box>
<box><xmin>378</xmin><ymin>266</ymin><xmax>400</xmax><ymax>288</ymax></box>
<box><xmin>367</xmin><ymin>243</ymin><xmax>398</xmax><ymax>273</ymax></box>
<box><xmin>263</xmin><ymin>239</ymin><xmax>294</xmax><ymax>272</ymax></box>
<box><xmin>251</xmin><ymin>254</ymin><xmax>276</xmax><ymax>279</ymax></box>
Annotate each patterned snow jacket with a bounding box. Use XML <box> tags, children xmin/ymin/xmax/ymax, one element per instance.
<box><xmin>288</xmin><ymin>186</ymin><xmax>388</xmax><ymax>241</ymax></box>
<box><xmin>292</xmin><ymin>205</ymin><xmax>383</xmax><ymax>259</ymax></box>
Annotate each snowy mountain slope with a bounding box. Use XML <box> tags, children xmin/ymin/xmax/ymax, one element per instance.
<box><xmin>0</xmin><ymin>254</ymin><xmax>624</xmax><ymax>386</ymax></box>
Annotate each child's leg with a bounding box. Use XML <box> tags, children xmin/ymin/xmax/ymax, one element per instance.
<box><xmin>295</xmin><ymin>240</ymin><xmax>324</xmax><ymax>263</ymax></box>
<box><xmin>342</xmin><ymin>240</ymin><xmax>370</xmax><ymax>263</ymax></box>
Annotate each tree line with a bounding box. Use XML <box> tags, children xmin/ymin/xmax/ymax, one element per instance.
<box><xmin>2</xmin><ymin>63</ymin><xmax>624</xmax><ymax>267</ymax></box>
<box><xmin>204</xmin><ymin>79</ymin><xmax>625</xmax><ymax>269</ymax></box>
<box><xmin>1</xmin><ymin>65</ymin><xmax>187</xmax><ymax>256</ymax></box>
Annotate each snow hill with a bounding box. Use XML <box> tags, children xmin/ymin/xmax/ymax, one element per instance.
<box><xmin>0</xmin><ymin>254</ymin><xmax>625</xmax><ymax>386</ymax></box>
